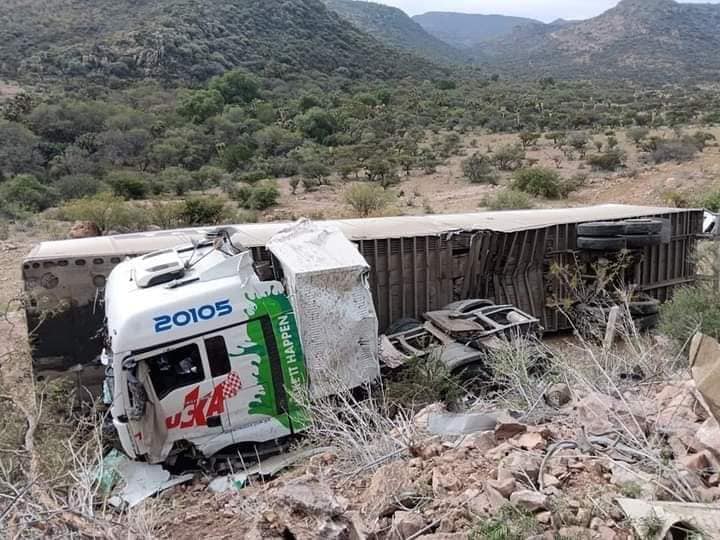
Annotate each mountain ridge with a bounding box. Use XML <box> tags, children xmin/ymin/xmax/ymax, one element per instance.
<box><xmin>412</xmin><ymin>11</ymin><xmax>541</xmax><ymax>48</ymax></box>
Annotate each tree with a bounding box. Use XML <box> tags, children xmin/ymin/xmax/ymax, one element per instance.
<box><xmin>60</xmin><ymin>193</ymin><xmax>139</xmax><ymax>234</ymax></box>
<box><xmin>209</xmin><ymin>69</ymin><xmax>260</xmax><ymax>105</ymax></box>
<box><xmin>567</xmin><ymin>132</ymin><xmax>589</xmax><ymax>157</ymax></box>
<box><xmin>364</xmin><ymin>158</ymin><xmax>399</xmax><ymax>187</ymax></box>
<box><xmin>296</xmin><ymin>107</ymin><xmax>338</xmax><ymax>144</ymax></box>
<box><xmin>192</xmin><ymin>166</ymin><xmax>225</xmax><ymax>192</ymax></box>
<box><xmin>519</xmin><ymin>132</ymin><xmax>540</xmax><ymax>150</ymax></box>
<box><xmin>107</xmin><ymin>171</ymin><xmax>149</xmax><ymax>200</ymax></box>
<box><xmin>511</xmin><ymin>167</ymin><xmax>568</xmax><ymax>199</ymax></box>
<box><xmin>587</xmin><ymin>149</ymin><xmax>626</xmax><ymax>171</ymax></box>
<box><xmin>462</xmin><ymin>153</ymin><xmax>497</xmax><ymax>184</ymax></box>
<box><xmin>181</xmin><ymin>196</ymin><xmax>229</xmax><ymax>225</ymax></box>
<box><xmin>344</xmin><ymin>183</ymin><xmax>392</xmax><ymax>217</ymax></box>
<box><xmin>300</xmin><ymin>161</ymin><xmax>331</xmax><ymax>186</ymax></box>
<box><xmin>177</xmin><ymin>89</ymin><xmax>225</xmax><ymax>123</ymax></box>
<box><xmin>493</xmin><ymin>144</ymin><xmax>525</xmax><ymax>171</ymax></box>
<box><xmin>254</xmin><ymin>126</ymin><xmax>302</xmax><ymax>157</ymax></box>
<box><xmin>0</xmin><ymin>174</ymin><xmax>56</xmax><ymax>212</ymax></box>
<box><xmin>0</xmin><ymin>121</ymin><xmax>43</xmax><ymax>177</ymax></box>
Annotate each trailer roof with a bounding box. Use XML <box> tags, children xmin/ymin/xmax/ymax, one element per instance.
<box><xmin>26</xmin><ymin>204</ymin><xmax>696</xmax><ymax>261</ymax></box>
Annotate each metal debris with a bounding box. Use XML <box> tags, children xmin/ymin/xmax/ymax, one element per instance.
<box><xmin>617</xmin><ymin>498</ymin><xmax>719</xmax><ymax>539</ymax></box>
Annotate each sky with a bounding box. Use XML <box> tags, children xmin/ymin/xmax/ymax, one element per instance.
<box><xmin>374</xmin><ymin>0</ymin><xmax>720</xmax><ymax>22</ymax></box>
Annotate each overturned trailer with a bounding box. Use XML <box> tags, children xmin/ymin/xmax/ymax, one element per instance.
<box><xmin>23</xmin><ymin>204</ymin><xmax>703</xmax><ymax>381</ymax></box>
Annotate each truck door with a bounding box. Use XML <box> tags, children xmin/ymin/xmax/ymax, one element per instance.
<box><xmin>142</xmin><ymin>340</ymin><xmax>222</xmax><ymax>448</ymax></box>
<box><xmin>204</xmin><ymin>314</ymin><xmax>307</xmax><ymax>439</ymax></box>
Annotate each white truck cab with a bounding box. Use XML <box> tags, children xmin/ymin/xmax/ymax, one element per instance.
<box><xmin>103</xmin><ymin>222</ymin><xmax>379</xmax><ymax>464</ymax></box>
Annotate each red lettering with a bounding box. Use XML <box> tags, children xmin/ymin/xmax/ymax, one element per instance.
<box><xmin>206</xmin><ymin>384</ymin><xmax>226</xmax><ymax>418</ymax></box>
<box><xmin>165</xmin><ymin>413</ymin><xmax>181</xmax><ymax>430</ymax></box>
<box><xmin>182</xmin><ymin>397</ymin><xmax>208</xmax><ymax>428</ymax></box>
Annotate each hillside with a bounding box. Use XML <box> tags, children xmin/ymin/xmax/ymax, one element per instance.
<box><xmin>324</xmin><ymin>0</ymin><xmax>467</xmax><ymax>65</ymax></box>
<box><xmin>475</xmin><ymin>0</ymin><xmax>720</xmax><ymax>82</ymax></box>
<box><xmin>413</xmin><ymin>11</ymin><xmax>540</xmax><ymax>48</ymax></box>
<box><xmin>0</xmin><ymin>0</ymin><xmax>443</xmax><ymax>82</ymax></box>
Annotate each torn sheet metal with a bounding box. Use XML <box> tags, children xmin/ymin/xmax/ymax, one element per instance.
<box><xmin>103</xmin><ymin>453</ymin><xmax>193</xmax><ymax>508</ymax></box>
<box><xmin>617</xmin><ymin>498</ymin><xmax>719</xmax><ymax>539</ymax></box>
<box><xmin>427</xmin><ymin>411</ymin><xmax>498</xmax><ymax>436</ymax></box>
<box><xmin>208</xmin><ymin>447</ymin><xmax>334</xmax><ymax>493</ymax></box>
<box><xmin>689</xmin><ymin>333</ymin><xmax>720</xmax><ymax>422</ymax></box>
<box><xmin>268</xmin><ymin>220</ymin><xmax>379</xmax><ymax>399</ymax></box>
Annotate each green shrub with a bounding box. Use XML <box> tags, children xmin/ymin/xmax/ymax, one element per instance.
<box><xmin>180</xmin><ymin>196</ymin><xmax>230</xmax><ymax>225</ymax></box>
<box><xmin>0</xmin><ymin>174</ymin><xmax>56</xmax><ymax>212</ymax></box>
<box><xmin>462</xmin><ymin>153</ymin><xmax>497</xmax><ymax>184</ymax></box>
<box><xmin>384</xmin><ymin>354</ymin><xmax>463</xmax><ymax>411</ymax></box>
<box><xmin>587</xmin><ymin>149</ymin><xmax>626</xmax><ymax>171</ymax></box>
<box><xmin>55</xmin><ymin>174</ymin><xmax>103</xmax><ymax>201</ymax></box>
<box><xmin>660</xmin><ymin>285</ymin><xmax>720</xmax><ymax>348</ymax></box>
<box><xmin>492</xmin><ymin>144</ymin><xmax>525</xmax><ymax>171</ymax></box>
<box><xmin>59</xmin><ymin>193</ymin><xmax>142</xmax><ymax>234</ymax></box>
<box><xmin>483</xmin><ymin>190</ymin><xmax>534</xmax><ymax>210</ymax></box>
<box><xmin>511</xmin><ymin>167</ymin><xmax>568</xmax><ymax>199</ymax></box>
<box><xmin>694</xmin><ymin>189</ymin><xmax>720</xmax><ymax>212</ymax></box>
<box><xmin>344</xmin><ymin>183</ymin><xmax>393</xmax><ymax>217</ymax></box>
<box><xmin>627</xmin><ymin>127</ymin><xmax>650</xmax><ymax>146</ymax></box>
<box><xmin>232</xmin><ymin>180</ymin><xmax>280</xmax><ymax>210</ymax></box>
<box><xmin>652</xmin><ymin>141</ymin><xmax>698</xmax><ymax>164</ymax></box>
<box><xmin>107</xmin><ymin>171</ymin><xmax>148</xmax><ymax>200</ymax></box>
<box><xmin>147</xmin><ymin>201</ymin><xmax>185</xmax><ymax>229</ymax></box>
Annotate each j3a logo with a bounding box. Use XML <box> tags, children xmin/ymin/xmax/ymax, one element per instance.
<box><xmin>165</xmin><ymin>385</ymin><xmax>226</xmax><ymax>430</ymax></box>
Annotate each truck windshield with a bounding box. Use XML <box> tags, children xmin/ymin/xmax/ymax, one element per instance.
<box><xmin>146</xmin><ymin>343</ymin><xmax>204</xmax><ymax>399</ymax></box>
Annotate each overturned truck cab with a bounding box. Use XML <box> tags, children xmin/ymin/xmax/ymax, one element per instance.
<box><xmin>103</xmin><ymin>222</ymin><xmax>378</xmax><ymax>464</ymax></box>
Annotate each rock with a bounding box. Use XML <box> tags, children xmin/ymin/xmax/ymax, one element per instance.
<box><xmin>590</xmin><ymin>517</ymin><xmax>604</xmax><ymax>530</ymax></box>
<box><xmin>466</xmin><ymin>490</ymin><xmax>493</xmax><ymax>517</ymax></box>
<box><xmin>545</xmin><ymin>383</ymin><xmax>572</xmax><ymax>407</ymax></box>
<box><xmin>460</xmin><ymin>431</ymin><xmax>496</xmax><ymax>452</ymax></box>
<box><xmin>485</xmin><ymin>442</ymin><xmax>513</xmax><ymax>460</ymax></box>
<box><xmin>413</xmin><ymin>403</ymin><xmax>447</xmax><ymax>429</ymax></box>
<box><xmin>273</xmin><ymin>479</ymin><xmax>344</xmax><ymax>516</ymax></box>
<box><xmin>696</xmin><ymin>418</ymin><xmax>720</xmax><ymax>458</ymax></box>
<box><xmin>515</xmin><ymin>432</ymin><xmax>546</xmax><ymax>451</ymax></box>
<box><xmin>390</xmin><ymin>511</ymin><xmax>425</xmax><ymax>540</ymax></box>
<box><xmin>597</xmin><ymin>526</ymin><xmax>619</xmax><ymax>540</ymax></box>
<box><xmin>432</xmin><ymin>469</ymin><xmax>462</xmax><ymax>495</ymax></box>
<box><xmin>487</xmin><ymin>477</ymin><xmax>516</xmax><ymax>498</ymax></box>
<box><xmin>509</xmin><ymin>490</ymin><xmax>547</xmax><ymax>512</ymax></box>
<box><xmin>536</xmin><ymin>511</ymin><xmax>552</xmax><ymax>524</ymax></box>
<box><xmin>696</xmin><ymin>486</ymin><xmax>720</xmax><ymax>503</ymax></box>
<box><xmin>494</xmin><ymin>415</ymin><xmax>527</xmax><ymax>441</ymax></box>
<box><xmin>362</xmin><ymin>462</ymin><xmax>420</xmax><ymax>518</ymax></box>
<box><xmin>541</xmin><ymin>474</ymin><xmax>560</xmax><ymax>488</ymax></box>
<box><xmin>69</xmin><ymin>220</ymin><xmax>101</xmax><ymax>239</ymax></box>
<box><xmin>418</xmin><ymin>443</ymin><xmax>444</xmax><ymax>460</ymax></box>
<box><xmin>416</xmin><ymin>534</ymin><xmax>466</xmax><ymax>540</ymax></box>
<box><xmin>557</xmin><ymin>527</ymin><xmax>594</xmax><ymax>539</ymax></box>
<box><xmin>484</xmin><ymin>483</ymin><xmax>509</xmax><ymax>511</ymax></box>
<box><xmin>678</xmin><ymin>451</ymin><xmax>713</xmax><ymax>474</ymax></box>
<box><xmin>501</xmin><ymin>451</ymin><xmax>542</xmax><ymax>482</ymax></box>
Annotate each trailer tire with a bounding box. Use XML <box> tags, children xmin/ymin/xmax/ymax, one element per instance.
<box><xmin>622</xmin><ymin>234</ymin><xmax>663</xmax><ymax>248</ymax></box>
<box><xmin>443</xmin><ymin>299</ymin><xmax>495</xmax><ymax>313</ymax></box>
<box><xmin>628</xmin><ymin>298</ymin><xmax>660</xmax><ymax>316</ymax></box>
<box><xmin>577</xmin><ymin>236</ymin><xmax>628</xmax><ymax>251</ymax></box>
<box><xmin>577</xmin><ymin>221</ymin><xmax>627</xmax><ymax>237</ymax></box>
<box><xmin>622</xmin><ymin>218</ymin><xmax>664</xmax><ymax>235</ymax></box>
<box><xmin>634</xmin><ymin>313</ymin><xmax>660</xmax><ymax>332</ymax></box>
<box><xmin>386</xmin><ymin>318</ymin><xmax>422</xmax><ymax>335</ymax></box>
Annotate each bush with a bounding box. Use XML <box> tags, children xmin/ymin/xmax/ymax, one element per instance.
<box><xmin>180</xmin><ymin>196</ymin><xmax>230</xmax><ymax>225</ymax></box>
<box><xmin>660</xmin><ymin>285</ymin><xmax>720</xmax><ymax>348</ymax></box>
<box><xmin>107</xmin><ymin>171</ymin><xmax>148</xmax><ymax>200</ymax></box>
<box><xmin>493</xmin><ymin>144</ymin><xmax>525</xmax><ymax>171</ymax></box>
<box><xmin>147</xmin><ymin>201</ymin><xmax>185</xmax><ymax>229</ymax></box>
<box><xmin>232</xmin><ymin>181</ymin><xmax>280</xmax><ymax>210</ymax></box>
<box><xmin>462</xmin><ymin>153</ymin><xmax>497</xmax><ymax>184</ymax></box>
<box><xmin>483</xmin><ymin>190</ymin><xmax>534</xmax><ymax>210</ymax></box>
<box><xmin>627</xmin><ymin>127</ymin><xmax>650</xmax><ymax>146</ymax></box>
<box><xmin>344</xmin><ymin>183</ymin><xmax>393</xmax><ymax>217</ymax></box>
<box><xmin>55</xmin><ymin>174</ymin><xmax>103</xmax><ymax>201</ymax></box>
<box><xmin>587</xmin><ymin>149</ymin><xmax>626</xmax><ymax>171</ymax></box>
<box><xmin>511</xmin><ymin>167</ymin><xmax>568</xmax><ymax>199</ymax></box>
<box><xmin>694</xmin><ymin>189</ymin><xmax>720</xmax><ymax>212</ymax></box>
<box><xmin>59</xmin><ymin>193</ymin><xmax>143</xmax><ymax>234</ymax></box>
<box><xmin>0</xmin><ymin>174</ymin><xmax>56</xmax><ymax>212</ymax></box>
<box><xmin>652</xmin><ymin>141</ymin><xmax>698</xmax><ymax>164</ymax></box>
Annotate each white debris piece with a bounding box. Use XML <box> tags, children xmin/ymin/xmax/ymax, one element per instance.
<box><xmin>108</xmin><ymin>457</ymin><xmax>193</xmax><ymax>508</ymax></box>
<box><xmin>617</xmin><ymin>498</ymin><xmax>720</xmax><ymax>539</ymax></box>
<box><xmin>268</xmin><ymin>220</ymin><xmax>379</xmax><ymax>399</ymax></box>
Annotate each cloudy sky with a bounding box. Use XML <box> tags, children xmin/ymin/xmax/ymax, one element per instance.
<box><xmin>375</xmin><ymin>0</ymin><xmax>720</xmax><ymax>22</ymax></box>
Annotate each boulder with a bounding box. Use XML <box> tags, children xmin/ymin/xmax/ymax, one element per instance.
<box><xmin>494</xmin><ymin>416</ymin><xmax>527</xmax><ymax>441</ymax></box>
<box><xmin>487</xmin><ymin>477</ymin><xmax>516</xmax><ymax>498</ymax></box>
<box><xmin>515</xmin><ymin>432</ymin><xmax>546</xmax><ymax>451</ymax></box>
<box><xmin>68</xmin><ymin>221</ymin><xmax>101</xmax><ymax>239</ymax></box>
<box><xmin>500</xmin><ymin>451</ymin><xmax>542</xmax><ymax>482</ymax></box>
<box><xmin>362</xmin><ymin>461</ymin><xmax>421</xmax><ymax>518</ymax></box>
<box><xmin>390</xmin><ymin>511</ymin><xmax>425</xmax><ymax>540</ymax></box>
<box><xmin>678</xmin><ymin>451</ymin><xmax>713</xmax><ymax>474</ymax></box>
<box><xmin>509</xmin><ymin>490</ymin><xmax>547</xmax><ymax>512</ymax></box>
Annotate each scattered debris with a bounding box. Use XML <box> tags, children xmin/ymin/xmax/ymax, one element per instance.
<box><xmin>617</xmin><ymin>498</ymin><xmax>719</xmax><ymax>539</ymax></box>
<box><xmin>427</xmin><ymin>410</ymin><xmax>497</xmax><ymax>436</ymax></box>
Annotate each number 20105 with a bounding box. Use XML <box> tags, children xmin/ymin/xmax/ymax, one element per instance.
<box><xmin>154</xmin><ymin>300</ymin><xmax>233</xmax><ymax>333</ymax></box>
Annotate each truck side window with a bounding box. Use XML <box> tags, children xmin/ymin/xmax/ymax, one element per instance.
<box><xmin>205</xmin><ymin>336</ymin><xmax>231</xmax><ymax>378</ymax></box>
<box><xmin>146</xmin><ymin>344</ymin><xmax>204</xmax><ymax>399</ymax></box>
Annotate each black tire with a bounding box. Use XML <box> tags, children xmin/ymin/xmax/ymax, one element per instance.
<box><xmin>634</xmin><ymin>313</ymin><xmax>659</xmax><ymax>332</ymax></box>
<box><xmin>622</xmin><ymin>234</ymin><xmax>663</xmax><ymax>249</ymax></box>
<box><xmin>628</xmin><ymin>298</ymin><xmax>660</xmax><ymax>316</ymax></box>
<box><xmin>622</xmin><ymin>219</ymin><xmax>664</xmax><ymax>235</ymax></box>
<box><xmin>386</xmin><ymin>318</ymin><xmax>422</xmax><ymax>335</ymax></box>
<box><xmin>577</xmin><ymin>221</ymin><xmax>627</xmax><ymax>237</ymax></box>
<box><xmin>443</xmin><ymin>299</ymin><xmax>495</xmax><ymax>313</ymax></box>
<box><xmin>577</xmin><ymin>236</ymin><xmax>628</xmax><ymax>251</ymax></box>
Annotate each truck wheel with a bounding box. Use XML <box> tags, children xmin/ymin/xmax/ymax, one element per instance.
<box><xmin>628</xmin><ymin>298</ymin><xmax>660</xmax><ymax>316</ymax></box>
<box><xmin>577</xmin><ymin>221</ymin><xmax>626</xmax><ymax>237</ymax></box>
<box><xmin>622</xmin><ymin>234</ymin><xmax>663</xmax><ymax>249</ymax></box>
<box><xmin>634</xmin><ymin>313</ymin><xmax>659</xmax><ymax>332</ymax></box>
<box><xmin>443</xmin><ymin>299</ymin><xmax>495</xmax><ymax>313</ymax></box>
<box><xmin>622</xmin><ymin>218</ymin><xmax>664</xmax><ymax>235</ymax></box>
<box><xmin>386</xmin><ymin>318</ymin><xmax>422</xmax><ymax>335</ymax></box>
<box><xmin>577</xmin><ymin>236</ymin><xmax>628</xmax><ymax>251</ymax></box>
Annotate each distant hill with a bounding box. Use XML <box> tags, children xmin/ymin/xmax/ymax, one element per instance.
<box><xmin>413</xmin><ymin>12</ymin><xmax>540</xmax><ymax>48</ymax></box>
<box><xmin>0</xmin><ymin>0</ymin><xmax>444</xmax><ymax>82</ymax></box>
<box><xmin>474</xmin><ymin>0</ymin><xmax>720</xmax><ymax>82</ymax></box>
<box><xmin>325</xmin><ymin>0</ymin><xmax>467</xmax><ymax>65</ymax></box>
